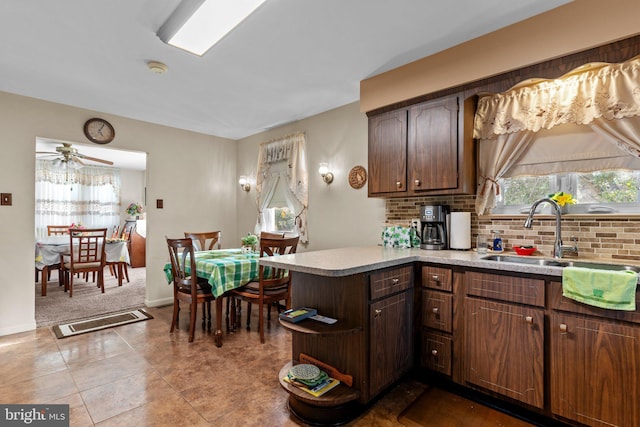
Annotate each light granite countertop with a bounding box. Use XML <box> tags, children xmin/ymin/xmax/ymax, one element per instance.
<box><xmin>259</xmin><ymin>246</ymin><xmax>574</xmax><ymax>278</ymax></box>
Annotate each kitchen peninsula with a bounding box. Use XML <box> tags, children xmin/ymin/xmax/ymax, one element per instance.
<box><xmin>262</xmin><ymin>246</ymin><xmax>640</xmax><ymax>427</ymax></box>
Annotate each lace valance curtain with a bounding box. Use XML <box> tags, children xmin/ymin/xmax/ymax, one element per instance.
<box><xmin>35</xmin><ymin>160</ymin><xmax>121</xmax><ymax>238</ymax></box>
<box><xmin>474</xmin><ymin>55</ymin><xmax>640</xmax><ymax>215</ymax></box>
<box><xmin>255</xmin><ymin>132</ymin><xmax>309</xmax><ymax>243</ymax></box>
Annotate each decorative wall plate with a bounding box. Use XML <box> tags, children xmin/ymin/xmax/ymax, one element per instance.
<box><xmin>348</xmin><ymin>165</ymin><xmax>367</xmax><ymax>189</ymax></box>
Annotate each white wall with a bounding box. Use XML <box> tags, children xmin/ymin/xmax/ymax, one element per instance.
<box><xmin>120</xmin><ymin>168</ymin><xmax>146</xmax><ymax>221</ymax></box>
<box><xmin>235</xmin><ymin>102</ymin><xmax>386</xmax><ymax>252</ymax></box>
<box><xmin>0</xmin><ymin>91</ymin><xmax>237</xmax><ymax>335</ymax></box>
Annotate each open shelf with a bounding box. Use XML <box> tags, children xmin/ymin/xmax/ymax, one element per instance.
<box><xmin>278</xmin><ymin>318</ymin><xmax>362</xmax><ymax>336</ymax></box>
<box><xmin>278</xmin><ymin>362</ymin><xmax>360</xmax><ymax>406</ymax></box>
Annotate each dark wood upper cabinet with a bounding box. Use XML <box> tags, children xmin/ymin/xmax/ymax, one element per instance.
<box><xmin>408</xmin><ymin>97</ymin><xmax>458</xmax><ymax>192</ymax></box>
<box><xmin>367</xmin><ymin>93</ymin><xmax>475</xmax><ymax>198</ymax></box>
<box><xmin>368</xmin><ymin>109</ymin><xmax>407</xmax><ymax>194</ymax></box>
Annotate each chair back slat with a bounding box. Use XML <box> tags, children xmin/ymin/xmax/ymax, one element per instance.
<box><xmin>48</xmin><ymin>225</ymin><xmax>70</xmax><ymax>236</ymax></box>
<box><xmin>69</xmin><ymin>228</ymin><xmax>107</xmax><ymax>265</ymax></box>
<box><xmin>166</xmin><ymin>237</ymin><xmax>198</xmax><ymax>295</ymax></box>
<box><xmin>184</xmin><ymin>231</ymin><xmax>221</xmax><ymax>251</ymax></box>
<box><xmin>258</xmin><ymin>236</ymin><xmax>299</xmax><ymax>285</ymax></box>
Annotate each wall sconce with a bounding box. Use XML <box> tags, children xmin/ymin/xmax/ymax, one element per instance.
<box><xmin>318</xmin><ymin>163</ymin><xmax>334</xmax><ymax>184</ymax></box>
<box><xmin>238</xmin><ymin>176</ymin><xmax>251</xmax><ymax>192</ymax></box>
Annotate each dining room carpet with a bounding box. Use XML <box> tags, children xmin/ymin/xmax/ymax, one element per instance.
<box><xmin>35</xmin><ymin>267</ymin><xmax>146</xmax><ymax>327</ymax></box>
<box><xmin>398</xmin><ymin>385</ymin><xmax>535</xmax><ymax>427</ymax></box>
<box><xmin>51</xmin><ymin>309</ymin><xmax>153</xmax><ymax>338</ymax></box>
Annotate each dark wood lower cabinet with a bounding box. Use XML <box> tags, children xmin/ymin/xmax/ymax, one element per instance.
<box><xmin>550</xmin><ymin>313</ymin><xmax>640</xmax><ymax>427</ymax></box>
<box><xmin>369</xmin><ymin>290</ymin><xmax>413</xmax><ymax>398</ymax></box>
<box><xmin>465</xmin><ymin>296</ymin><xmax>545</xmax><ymax>409</ymax></box>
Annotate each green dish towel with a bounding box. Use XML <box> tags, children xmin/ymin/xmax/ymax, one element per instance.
<box><xmin>562</xmin><ymin>267</ymin><xmax>638</xmax><ymax>311</ymax></box>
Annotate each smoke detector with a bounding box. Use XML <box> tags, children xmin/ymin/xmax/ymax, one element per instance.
<box><xmin>147</xmin><ymin>61</ymin><xmax>168</xmax><ymax>74</ymax></box>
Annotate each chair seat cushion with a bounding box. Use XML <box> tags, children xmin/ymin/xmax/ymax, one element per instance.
<box><xmin>242</xmin><ymin>281</ymin><xmax>288</xmax><ymax>295</ymax></box>
<box><xmin>63</xmin><ymin>261</ymin><xmax>102</xmax><ymax>269</ymax></box>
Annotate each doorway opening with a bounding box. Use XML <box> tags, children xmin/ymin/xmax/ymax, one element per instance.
<box><xmin>35</xmin><ymin>137</ymin><xmax>148</xmax><ymax>327</ymax></box>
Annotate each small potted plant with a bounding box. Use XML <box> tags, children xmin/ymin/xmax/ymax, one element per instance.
<box><xmin>241</xmin><ymin>233</ymin><xmax>258</xmax><ymax>253</ymax></box>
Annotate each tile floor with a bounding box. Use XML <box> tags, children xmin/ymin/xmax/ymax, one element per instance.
<box><xmin>0</xmin><ymin>304</ymin><xmax>428</xmax><ymax>426</ymax></box>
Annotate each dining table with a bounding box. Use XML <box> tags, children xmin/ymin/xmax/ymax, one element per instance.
<box><xmin>163</xmin><ymin>248</ymin><xmax>261</xmax><ymax>347</ymax></box>
<box><xmin>35</xmin><ymin>235</ymin><xmax>131</xmax><ymax>296</ymax></box>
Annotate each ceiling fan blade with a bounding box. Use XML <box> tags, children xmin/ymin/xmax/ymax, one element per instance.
<box><xmin>36</xmin><ymin>151</ymin><xmax>58</xmax><ymax>155</ymax></box>
<box><xmin>72</xmin><ymin>157</ymin><xmax>85</xmax><ymax>166</ymax></box>
<box><xmin>75</xmin><ymin>153</ymin><xmax>114</xmax><ymax>165</ymax></box>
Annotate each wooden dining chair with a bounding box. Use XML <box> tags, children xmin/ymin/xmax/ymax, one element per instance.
<box><xmin>166</xmin><ymin>237</ymin><xmax>214</xmax><ymax>342</ymax></box>
<box><xmin>59</xmin><ymin>228</ymin><xmax>107</xmax><ymax>297</ymax></box>
<box><xmin>184</xmin><ymin>231</ymin><xmax>222</xmax><ymax>251</ymax></box>
<box><xmin>39</xmin><ymin>225</ymin><xmax>71</xmax><ymax>283</ymax></box>
<box><xmin>231</xmin><ymin>235</ymin><xmax>299</xmax><ymax>343</ymax></box>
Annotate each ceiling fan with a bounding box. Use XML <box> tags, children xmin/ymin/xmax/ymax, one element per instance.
<box><xmin>36</xmin><ymin>142</ymin><xmax>114</xmax><ymax>166</ymax></box>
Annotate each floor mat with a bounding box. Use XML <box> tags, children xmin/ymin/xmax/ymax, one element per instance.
<box><xmin>398</xmin><ymin>386</ymin><xmax>534</xmax><ymax>427</ymax></box>
<box><xmin>51</xmin><ymin>309</ymin><xmax>153</xmax><ymax>338</ymax></box>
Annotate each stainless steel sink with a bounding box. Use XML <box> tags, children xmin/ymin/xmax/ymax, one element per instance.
<box><xmin>481</xmin><ymin>255</ymin><xmax>640</xmax><ymax>273</ymax></box>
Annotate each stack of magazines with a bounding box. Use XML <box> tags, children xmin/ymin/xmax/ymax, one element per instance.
<box><xmin>283</xmin><ymin>363</ymin><xmax>340</xmax><ymax>397</ymax></box>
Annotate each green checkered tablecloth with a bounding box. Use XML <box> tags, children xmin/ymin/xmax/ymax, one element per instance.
<box><xmin>164</xmin><ymin>249</ymin><xmax>261</xmax><ymax>298</ymax></box>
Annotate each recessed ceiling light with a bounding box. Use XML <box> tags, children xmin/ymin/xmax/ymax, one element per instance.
<box><xmin>157</xmin><ymin>0</ymin><xmax>267</xmax><ymax>56</ymax></box>
<box><xmin>147</xmin><ymin>61</ymin><xmax>168</xmax><ymax>74</ymax></box>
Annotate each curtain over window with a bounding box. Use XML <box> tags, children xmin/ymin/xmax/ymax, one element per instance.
<box><xmin>35</xmin><ymin>159</ymin><xmax>121</xmax><ymax>238</ymax></box>
<box><xmin>254</xmin><ymin>132</ymin><xmax>309</xmax><ymax>243</ymax></box>
<box><xmin>474</xmin><ymin>55</ymin><xmax>640</xmax><ymax>215</ymax></box>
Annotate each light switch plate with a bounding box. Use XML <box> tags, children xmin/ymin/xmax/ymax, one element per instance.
<box><xmin>1</xmin><ymin>193</ymin><xmax>12</xmax><ymax>206</ymax></box>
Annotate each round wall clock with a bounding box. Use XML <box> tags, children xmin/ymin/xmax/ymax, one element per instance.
<box><xmin>348</xmin><ymin>165</ymin><xmax>367</xmax><ymax>189</ymax></box>
<box><xmin>83</xmin><ymin>118</ymin><xmax>115</xmax><ymax>144</ymax></box>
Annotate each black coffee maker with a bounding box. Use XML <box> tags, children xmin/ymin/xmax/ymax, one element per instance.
<box><xmin>420</xmin><ymin>205</ymin><xmax>448</xmax><ymax>250</ymax></box>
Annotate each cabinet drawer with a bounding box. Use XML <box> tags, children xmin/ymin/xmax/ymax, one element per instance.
<box><xmin>422</xmin><ymin>289</ymin><xmax>453</xmax><ymax>333</ymax></box>
<box><xmin>549</xmin><ymin>281</ymin><xmax>640</xmax><ymax>324</ymax></box>
<box><xmin>370</xmin><ymin>266</ymin><xmax>412</xmax><ymax>300</ymax></box>
<box><xmin>422</xmin><ymin>266</ymin><xmax>452</xmax><ymax>292</ymax></box>
<box><xmin>422</xmin><ymin>330</ymin><xmax>452</xmax><ymax>376</ymax></box>
<box><xmin>466</xmin><ymin>271</ymin><xmax>545</xmax><ymax>307</ymax></box>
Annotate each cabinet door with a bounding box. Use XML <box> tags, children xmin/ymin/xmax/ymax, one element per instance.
<box><xmin>408</xmin><ymin>97</ymin><xmax>458</xmax><ymax>192</ymax></box>
<box><xmin>551</xmin><ymin>313</ymin><xmax>640</xmax><ymax>427</ymax></box>
<box><xmin>369</xmin><ymin>291</ymin><xmax>412</xmax><ymax>397</ymax></box>
<box><xmin>465</xmin><ymin>297</ymin><xmax>544</xmax><ymax>408</ymax></box>
<box><xmin>368</xmin><ymin>109</ymin><xmax>407</xmax><ymax>194</ymax></box>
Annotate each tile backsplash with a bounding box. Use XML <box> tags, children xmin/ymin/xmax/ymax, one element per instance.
<box><xmin>385</xmin><ymin>195</ymin><xmax>640</xmax><ymax>263</ymax></box>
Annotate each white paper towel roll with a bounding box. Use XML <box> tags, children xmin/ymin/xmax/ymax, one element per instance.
<box><xmin>449</xmin><ymin>212</ymin><xmax>471</xmax><ymax>250</ymax></box>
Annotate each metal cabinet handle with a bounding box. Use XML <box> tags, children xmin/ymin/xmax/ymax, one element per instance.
<box><xmin>431</xmin><ymin>275</ymin><xmax>440</xmax><ymax>283</ymax></box>
<box><xmin>392</xmin><ymin>278</ymin><xmax>399</xmax><ymax>284</ymax></box>
<box><xmin>524</xmin><ymin>316</ymin><xmax>534</xmax><ymax>324</ymax></box>
<box><xmin>431</xmin><ymin>349</ymin><xmax>438</xmax><ymax>356</ymax></box>
<box><xmin>396</xmin><ymin>181</ymin><xmax>402</xmax><ymax>188</ymax></box>
<box><xmin>432</xmin><ymin>307</ymin><xmax>439</xmax><ymax>314</ymax></box>
<box><xmin>414</xmin><ymin>179</ymin><xmax>421</xmax><ymax>187</ymax></box>
<box><xmin>374</xmin><ymin>309</ymin><xmax>382</xmax><ymax>318</ymax></box>
<box><xmin>559</xmin><ymin>323</ymin><xmax>568</xmax><ymax>332</ymax></box>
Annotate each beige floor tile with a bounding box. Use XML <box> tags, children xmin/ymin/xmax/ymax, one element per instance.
<box><xmin>51</xmin><ymin>393</ymin><xmax>94</xmax><ymax>427</ymax></box>
<box><xmin>95</xmin><ymin>394</ymin><xmax>210</xmax><ymax>427</ymax></box>
<box><xmin>80</xmin><ymin>370</ymin><xmax>177</xmax><ymax>423</ymax></box>
<box><xmin>0</xmin><ymin>370</ymin><xmax>78</xmax><ymax>404</ymax></box>
<box><xmin>69</xmin><ymin>351</ymin><xmax>151</xmax><ymax>391</ymax></box>
<box><xmin>55</xmin><ymin>329</ymin><xmax>134</xmax><ymax>366</ymax></box>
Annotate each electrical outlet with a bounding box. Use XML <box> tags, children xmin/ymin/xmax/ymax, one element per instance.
<box><xmin>411</xmin><ymin>218</ymin><xmax>420</xmax><ymax>229</ymax></box>
<box><xmin>1</xmin><ymin>193</ymin><xmax>12</xmax><ymax>206</ymax></box>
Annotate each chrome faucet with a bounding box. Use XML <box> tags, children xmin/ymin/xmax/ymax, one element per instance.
<box><xmin>523</xmin><ymin>197</ymin><xmax>578</xmax><ymax>259</ymax></box>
